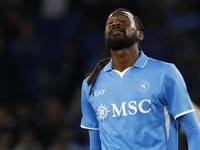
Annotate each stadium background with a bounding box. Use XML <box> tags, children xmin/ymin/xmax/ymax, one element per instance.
<box><xmin>0</xmin><ymin>0</ymin><xmax>200</xmax><ymax>149</ymax></box>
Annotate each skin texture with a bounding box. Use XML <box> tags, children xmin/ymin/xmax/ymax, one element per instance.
<box><xmin>105</xmin><ymin>11</ymin><xmax>144</xmax><ymax>72</ymax></box>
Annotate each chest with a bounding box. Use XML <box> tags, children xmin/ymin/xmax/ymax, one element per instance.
<box><xmin>88</xmin><ymin>70</ymin><xmax>165</xmax><ymax>122</ymax></box>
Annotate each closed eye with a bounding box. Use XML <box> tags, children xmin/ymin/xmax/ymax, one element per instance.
<box><xmin>121</xmin><ymin>20</ymin><xmax>128</xmax><ymax>23</ymax></box>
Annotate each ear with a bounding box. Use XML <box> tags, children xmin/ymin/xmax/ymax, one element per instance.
<box><xmin>105</xmin><ymin>42</ymin><xmax>107</xmax><ymax>47</ymax></box>
<box><xmin>137</xmin><ymin>31</ymin><xmax>144</xmax><ymax>41</ymax></box>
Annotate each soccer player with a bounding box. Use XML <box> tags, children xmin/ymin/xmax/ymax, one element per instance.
<box><xmin>80</xmin><ymin>8</ymin><xmax>200</xmax><ymax>150</ymax></box>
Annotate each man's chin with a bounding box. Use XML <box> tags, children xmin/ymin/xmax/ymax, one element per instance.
<box><xmin>107</xmin><ymin>43</ymin><xmax>127</xmax><ymax>51</ymax></box>
<box><xmin>110</xmin><ymin>34</ymin><xmax>123</xmax><ymax>39</ymax></box>
<box><xmin>110</xmin><ymin>48</ymin><xmax>123</xmax><ymax>51</ymax></box>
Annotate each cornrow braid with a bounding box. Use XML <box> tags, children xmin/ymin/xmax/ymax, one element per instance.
<box><xmin>85</xmin><ymin>57</ymin><xmax>111</xmax><ymax>95</ymax></box>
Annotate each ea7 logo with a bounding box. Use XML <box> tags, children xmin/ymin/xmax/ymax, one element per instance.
<box><xmin>94</xmin><ymin>89</ymin><xmax>105</xmax><ymax>97</ymax></box>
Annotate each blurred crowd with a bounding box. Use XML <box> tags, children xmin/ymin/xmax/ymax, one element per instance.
<box><xmin>0</xmin><ymin>0</ymin><xmax>200</xmax><ymax>149</ymax></box>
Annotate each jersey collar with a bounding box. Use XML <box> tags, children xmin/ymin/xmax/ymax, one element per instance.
<box><xmin>104</xmin><ymin>51</ymin><xmax>148</xmax><ymax>72</ymax></box>
<box><xmin>134</xmin><ymin>51</ymin><xmax>149</xmax><ymax>68</ymax></box>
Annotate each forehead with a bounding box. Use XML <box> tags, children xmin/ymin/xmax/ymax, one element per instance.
<box><xmin>107</xmin><ymin>11</ymin><xmax>134</xmax><ymax>21</ymax></box>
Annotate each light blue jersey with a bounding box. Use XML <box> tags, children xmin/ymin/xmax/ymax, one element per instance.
<box><xmin>80</xmin><ymin>51</ymin><xmax>194</xmax><ymax>150</ymax></box>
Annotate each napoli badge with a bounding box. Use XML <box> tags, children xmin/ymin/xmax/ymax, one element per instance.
<box><xmin>137</xmin><ymin>80</ymin><xmax>150</xmax><ymax>93</ymax></box>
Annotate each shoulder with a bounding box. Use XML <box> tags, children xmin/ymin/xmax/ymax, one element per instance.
<box><xmin>82</xmin><ymin>76</ymin><xmax>91</xmax><ymax>89</ymax></box>
<box><xmin>145</xmin><ymin>58</ymin><xmax>183</xmax><ymax>82</ymax></box>
<box><xmin>139</xmin><ymin>51</ymin><xmax>174</xmax><ymax>70</ymax></box>
<box><xmin>146</xmin><ymin>57</ymin><xmax>178</xmax><ymax>72</ymax></box>
<box><xmin>147</xmin><ymin>57</ymin><xmax>173</xmax><ymax>67</ymax></box>
<box><xmin>147</xmin><ymin>58</ymin><xmax>185</xmax><ymax>84</ymax></box>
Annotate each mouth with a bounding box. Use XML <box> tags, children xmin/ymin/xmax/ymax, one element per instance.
<box><xmin>110</xmin><ymin>27</ymin><xmax>124</xmax><ymax>34</ymax></box>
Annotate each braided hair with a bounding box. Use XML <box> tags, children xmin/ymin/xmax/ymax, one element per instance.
<box><xmin>86</xmin><ymin>8</ymin><xmax>144</xmax><ymax>95</ymax></box>
<box><xmin>86</xmin><ymin>57</ymin><xmax>111</xmax><ymax>95</ymax></box>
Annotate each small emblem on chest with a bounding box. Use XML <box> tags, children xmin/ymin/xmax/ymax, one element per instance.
<box><xmin>96</xmin><ymin>103</ymin><xmax>110</xmax><ymax>121</ymax></box>
<box><xmin>137</xmin><ymin>80</ymin><xmax>150</xmax><ymax>93</ymax></box>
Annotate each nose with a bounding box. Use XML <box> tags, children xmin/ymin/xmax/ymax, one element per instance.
<box><xmin>112</xmin><ymin>20</ymin><xmax>122</xmax><ymax>26</ymax></box>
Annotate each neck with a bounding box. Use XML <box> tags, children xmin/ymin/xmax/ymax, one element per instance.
<box><xmin>111</xmin><ymin>44</ymin><xmax>139</xmax><ymax>72</ymax></box>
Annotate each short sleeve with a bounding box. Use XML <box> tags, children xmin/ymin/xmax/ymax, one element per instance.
<box><xmin>163</xmin><ymin>64</ymin><xmax>194</xmax><ymax>119</ymax></box>
<box><xmin>80</xmin><ymin>79</ymin><xmax>99</xmax><ymax>130</ymax></box>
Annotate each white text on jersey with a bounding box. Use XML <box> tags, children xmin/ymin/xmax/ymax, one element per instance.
<box><xmin>94</xmin><ymin>89</ymin><xmax>105</xmax><ymax>97</ymax></box>
<box><xmin>111</xmin><ymin>99</ymin><xmax>152</xmax><ymax>117</ymax></box>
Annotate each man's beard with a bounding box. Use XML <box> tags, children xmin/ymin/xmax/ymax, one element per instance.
<box><xmin>105</xmin><ymin>28</ymin><xmax>138</xmax><ymax>51</ymax></box>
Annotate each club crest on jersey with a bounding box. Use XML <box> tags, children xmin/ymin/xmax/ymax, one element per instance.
<box><xmin>137</xmin><ymin>80</ymin><xmax>150</xmax><ymax>93</ymax></box>
<box><xmin>96</xmin><ymin>103</ymin><xmax>110</xmax><ymax>121</ymax></box>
